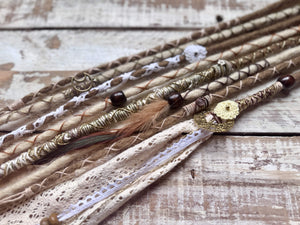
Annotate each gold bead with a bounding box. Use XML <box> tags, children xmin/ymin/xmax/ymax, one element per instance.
<box><xmin>49</xmin><ymin>213</ymin><xmax>60</xmax><ymax>225</ymax></box>
<box><xmin>40</xmin><ymin>217</ymin><xmax>50</xmax><ymax>225</ymax></box>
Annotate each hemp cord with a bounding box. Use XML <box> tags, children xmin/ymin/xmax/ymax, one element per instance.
<box><xmin>0</xmin><ymin>0</ymin><xmax>292</xmax><ymax>114</ymax></box>
<box><xmin>0</xmin><ymin>26</ymin><xmax>298</xmax><ymax>164</ymax></box>
<box><xmin>1</xmin><ymin>43</ymin><xmax>299</xmax><ymax>178</ymax></box>
<box><xmin>1</xmin><ymin>57</ymin><xmax>299</xmax><ymax>211</ymax></box>
<box><xmin>0</xmin><ymin>6</ymin><xmax>298</xmax><ymax>129</ymax></box>
<box><xmin>193</xmin><ymin>59</ymin><xmax>300</xmax><ymax>113</ymax></box>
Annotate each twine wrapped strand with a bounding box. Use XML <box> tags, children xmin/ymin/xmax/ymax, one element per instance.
<box><xmin>104</xmin><ymin>57</ymin><xmax>300</xmax><ymax>154</ymax></box>
<box><xmin>179</xmin><ymin>36</ymin><xmax>300</xmax><ymax>105</ymax></box>
<box><xmin>0</xmin><ymin>61</ymin><xmax>233</xmax><ymax>177</ymax></box>
<box><xmin>0</xmin><ymin>0</ymin><xmax>294</xmax><ymax>114</ymax></box>
<box><xmin>71</xmin><ymin>6</ymin><xmax>300</xmax><ymax>86</ymax></box>
<box><xmin>195</xmin><ymin>74</ymin><xmax>295</xmax><ymax>132</ymax></box>
<box><xmin>0</xmin><ymin>6</ymin><xmax>299</xmax><ymax>130</ymax></box>
<box><xmin>0</xmin><ymin>26</ymin><xmax>299</xmax><ymax>163</ymax></box>
<box><xmin>1</xmin><ymin>42</ymin><xmax>300</xmax><ymax>178</ymax></box>
<box><xmin>1</xmin><ymin>56</ymin><xmax>299</xmax><ymax>207</ymax></box>
<box><xmin>192</xmin><ymin>59</ymin><xmax>300</xmax><ymax>113</ymax></box>
<box><xmin>0</xmin><ymin>45</ymin><xmax>207</xmax><ymax>149</ymax></box>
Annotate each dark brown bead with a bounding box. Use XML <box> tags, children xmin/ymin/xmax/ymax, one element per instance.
<box><xmin>167</xmin><ymin>92</ymin><xmax>184</xmax><ymax>109</ymax></box>
<box><xmin>277</xmin><ymin>75</ymin><xmax>295</xmax><ymax>89</ymax></box>
<box><xmin>195</xmin><ymin>98</ymin><xmax>209</xmax><ymax>109</ymax></box>
<box><xmin>49</xmin><ymin>213</ymin><xmax>60</xmax><ymax>225</ymax></box>
<box><xmin>40</xmin><ymin>218</ymin><xmax>50</xmax><ymax>225</ymax></box>
<box><xmin>110</xmin><ymin>91</ymin><xmax>127</xmax><ymax>107</ymax></box>
<box><xmin>216</xmin><ymin>14</ymin><xmax>223</xmax><ymax>23</ymax></box>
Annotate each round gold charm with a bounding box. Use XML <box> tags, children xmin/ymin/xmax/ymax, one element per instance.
<box><xmin>213</xmin><ymin>100</ymin><xmax>239</xmax><ymax>120</ymax></box>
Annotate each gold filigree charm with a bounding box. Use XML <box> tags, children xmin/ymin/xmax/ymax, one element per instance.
<box><xmin>194</xmin><ymin>110</ymin><xmax>234</xmax><ymax>133</ymax></box>
<box><xmin>213</xmin><ymin>100</ymin><xmax>239</xmax><ymax>120</ymax></box>
<box><xmin>71</xmin><ymin>72</ymin><xmax>95</xmax><ymax>93</ymax></box>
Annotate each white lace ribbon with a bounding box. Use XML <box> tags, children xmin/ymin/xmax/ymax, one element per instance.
<box><xmin>57</xmin><ymin>127</ymin><xmax>212</xmax><ymax>221</ymax></box>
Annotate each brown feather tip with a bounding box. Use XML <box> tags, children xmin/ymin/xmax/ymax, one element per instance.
<box><xmin>118</xmin><ymin>100</ymin><xmax>169</xmax><ymax>137</ymax></box>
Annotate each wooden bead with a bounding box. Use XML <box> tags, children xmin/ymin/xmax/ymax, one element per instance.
<box><xmin>40</xmin><ymin>218</ymin><xmax>50</xmax><ymax>225</ymax></box>
<box><xmin>167</xmin><ymin>92</ymin><xmax>184</xmax><ymax>109</ymax></box>
<box><xmin>110</xmin><ymin>91</ymin><xmax>127</xmax><ymax>107</ymax></box>
<box><xmin>216</xmin><ymin>14</ymin><xmax>223</xmax><ymax>23</ymax></box>
<box><xmin>277</xmin><ymin>75</ymin><xmax>295</xmax><ymax>89</ymax></box>
<box><xmin>49</xmin><ymin>213</ymin><xmax>60</xmax><ymax>225</ymax></box>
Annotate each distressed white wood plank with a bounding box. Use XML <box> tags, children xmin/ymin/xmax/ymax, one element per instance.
<box><xmin>0</xmin><ymin>0</ymin><xmax>277</xmax><ymax>28</ymax></box>
<box><xmin>101</xmin><ymin>136</ymin><xmax>300</xmax><ymax>225</ymax></box>
<box><xmin>0</xmin><ymin>30</ymin><xmax>188</xmax><ymax>71</ymax></box>
<box><xmin>0</xmin><ymin>71</ymin><xmax>73</xmax><ymax>108</ymax></box>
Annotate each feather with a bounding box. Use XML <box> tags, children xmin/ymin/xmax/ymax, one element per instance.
<box><xmin>117</xmin><ymin>99</ymin><xmax>169</xmax><ymax>138</ymax></box>
<box><xmin>35</xmin><ymin>100</ymin><xmax>169</xmax><ymax>164</ymax></box>
<box><xmin>34</xmin><ymin>132</ymin><xmax>117</xmax><ymax>165</ymax></box>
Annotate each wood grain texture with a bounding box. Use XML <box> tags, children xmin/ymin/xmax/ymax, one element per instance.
<box><xmin>0</xmin><ymin>71</ymin><xmax>73</xmax><ymax>107</ymax></box>
<box><xmin>0</xmin><ymin>0</ymin><xmax>277</xmax><ymax>29</ymax></box>
<box><xmin>102</xmin><ymin>136</ymin><xmax>300</xmax><ymax>225</ymax></box>
<box><xmin>0</xmin><ymin>30</ymin><xmax>188</xmax><ymax>71</ymax></box>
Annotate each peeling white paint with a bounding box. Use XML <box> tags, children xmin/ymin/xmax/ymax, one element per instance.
<box><xmin>0</xmin><ymin>73</ymin><xmax>49</xmax><ymax>101</ymax></box>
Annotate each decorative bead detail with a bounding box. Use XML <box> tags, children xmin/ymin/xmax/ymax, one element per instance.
<box><xmin>216</xmin><ymin>14</ymin><xmax>224</xmax><ymax>23</ymax></box>
<box><xmin>167</xmin><ymin>93</ymin><xmax>184</xmax><ymax>109</ymax></box>
<box><xmin>213</xmin><ymin>100</ymin><xmax>240</xmax><ymax>120</ymax></box>
<box><xmin>40</xmin><ymin>218</ymin><xmax>50</xmax><ymax>225</ymax></box>
<box><xmin>277</xmin><ymin>74</ymin><xmax>295</xmax><ymax>88</ymax></box>
<box><xmin>49</xmin><ymin>212</ymin><xmax>60</xmax><ymax>225</ymax></box>
<box><xmin>110</xmin><ymin>91</ymin><xmax>127</xmax><ymax>107</ymax></box>
<box><xmin>183</xmin><ymin>45</ymin><xmax>207</xmax><ymax>63</ymax></box>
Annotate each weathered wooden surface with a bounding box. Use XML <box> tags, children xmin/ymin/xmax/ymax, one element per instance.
<box><xmin>0</xmin><ymin>30</ymin><xmax>188</xmax><ymax>71</ymax></box>
<box><xmin>1</xmin><ymin>0</ymin><xmax>299</xmax><ymax>224</ymax></box>
<box><xmin>102</xmin><ymin>136</ymin><xmax>300</xmax><ymax>225</ymax></box>
<box><xmin>0</xmin><ymin>0</ymin><xmax>275</xmax><ymax>28</ymax></box>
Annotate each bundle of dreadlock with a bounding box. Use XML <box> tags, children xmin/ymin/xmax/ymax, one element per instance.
<box><xmin>0</xmin><ymin>0</ymin><xmax>299</xmax><ymax>224</ymax></box>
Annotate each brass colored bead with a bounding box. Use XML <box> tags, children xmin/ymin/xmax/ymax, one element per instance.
<box><xmin>49</xmin><ymin>213</ymin><xmax>60</xmax><ymax>225</ymax></box>
<box><xmin>40</xmin><ymin>218</ymin><xmax>50</xmax><ymax>225</ymax></box>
